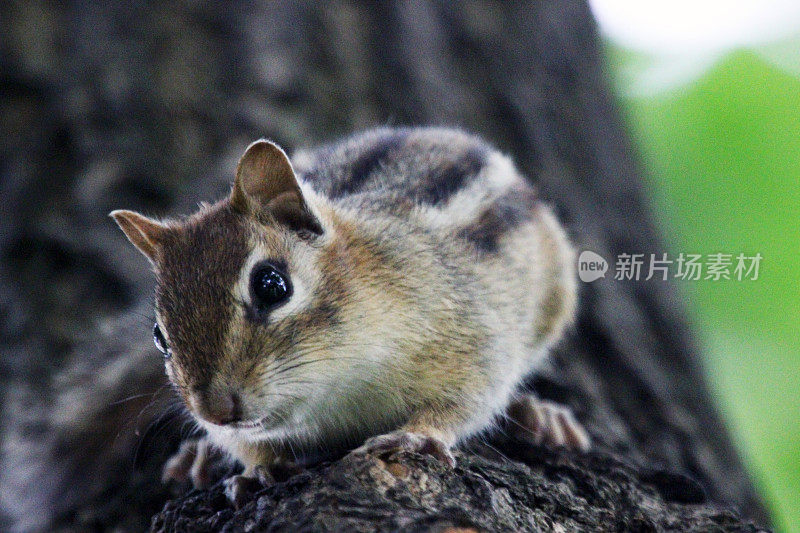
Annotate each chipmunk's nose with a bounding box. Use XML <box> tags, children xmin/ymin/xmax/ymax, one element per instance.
<box><xmin>193</xmin><ymin>389</ymin><xmax>242</xmax><ymax>426</ymax></box>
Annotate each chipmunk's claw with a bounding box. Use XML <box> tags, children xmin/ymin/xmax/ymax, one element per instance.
<box><xmin>162</xmin><ymin>437</ymin><xmax>213</xmax><ymax>489</ymax></box>
<box><xmin>223</xmin><ymin>473</ymin><xmax>264</xmax><ymax>509</ymax></box>
<box><xmin>223</xmin><ymin>464</ymin><xmax>287</xmax><ymax>508</ymax></box>
<box><xmin>507</xmin><ymin>395</ymin><xmax>591</xmax><ymax>452</ymax></box>
<box><xmin>353</xmin><ymin>431</ymin><xmax>456</xmax><ymax>468</ymax></box>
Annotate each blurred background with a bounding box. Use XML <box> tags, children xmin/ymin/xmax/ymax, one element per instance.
<box><xmin>590</xmin><ymin>0</ymin><xmax>800</xmax><ymax>529</ymax></box>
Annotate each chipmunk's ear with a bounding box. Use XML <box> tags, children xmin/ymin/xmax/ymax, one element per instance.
<box><xmin>231</xmin><ymin>139</ymin><xmax>323</xmax><ymax>235</ymax></box>
<box><xmin>109</xmin><ymin>209</ymin><xmax>168</xmax><ymax>264</ymax></box>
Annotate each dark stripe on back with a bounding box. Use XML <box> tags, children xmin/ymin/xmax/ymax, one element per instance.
<box><xmin>328</xmin><ymin>131</ymin><xmax>409</xmax><ymax>198</ymax></box>
<box><xmin>417</xmin><ymin>146</ymin><xmax>488</xmax><ymax>205</ymax></box>
<box><xmin>459</xmin><ymin>185</ymin><xmax>537</xmax><ymax>253</ymax></box>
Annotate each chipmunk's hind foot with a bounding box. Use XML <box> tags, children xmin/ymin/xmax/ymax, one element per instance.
<box><xmin>506</xmin><ymin>395</ymin><xmax>590</xmax><ymax>452</ymax></box>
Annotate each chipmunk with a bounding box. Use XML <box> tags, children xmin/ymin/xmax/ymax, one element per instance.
<box><xmin>111</xmin><ymin>127</ymin><xmax>589</xmax><ymax>505</ymax></box>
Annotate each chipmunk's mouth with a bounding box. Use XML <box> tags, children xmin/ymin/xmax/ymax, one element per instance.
<box><xmin>231</xmin><ymin>416</ymin><xmax>270</xmax><ymax>431</ymax></box>
<box><xmin>221</xmin><ymin>400</ymin><xmax>301</xmax><ymax>437</ymax></box>
<box><xmin>230</xmin><ymin>411</ymin><xmax>291</xmax><ymax>434</ymax></box>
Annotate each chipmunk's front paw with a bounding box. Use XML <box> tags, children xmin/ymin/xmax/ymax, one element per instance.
<box><xmin>223</xmin><ymin>460</ymin><xmax>308</xmax><ymax>508</ymax></box>
<box><xmin>507</xmin><ymin>395</ymin><xmax>591</xmax><ymax>452</ymax></box>
<box><xmin>353</xmin><ymin>431</ymin><xmax>456</xmax><ymax>467</ymax></box>
<box><xmin>223</xmin><ymin>466</ymin><xmax>271</xmax><ymax>509</ymax></box>
<box><xmin>162</xmin><ymin>437</ymin><xmax>218</xmax><ymax>489</ymax></box>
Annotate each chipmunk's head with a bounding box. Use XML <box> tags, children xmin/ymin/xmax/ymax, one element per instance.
<box><xmin>111</xmin><ymin>140</ymin><xmax>386</xmax><ymax>441</ymax></box>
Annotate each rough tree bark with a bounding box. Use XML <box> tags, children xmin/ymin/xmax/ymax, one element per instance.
<box><xmin>0</xmin><ymin>1</ymin><xmax>769</xmax><ymax>531</ymax></box>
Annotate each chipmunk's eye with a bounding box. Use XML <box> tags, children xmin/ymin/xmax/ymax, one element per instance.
<box><xmin>251</xmin><ymin>263</ymin><xmax>292</xmax><ymax>310</ymax></box>
<box><xmin>153</xmin><ymin>323</ymin><xmax>170</xmax><ymax>358</ymax></box>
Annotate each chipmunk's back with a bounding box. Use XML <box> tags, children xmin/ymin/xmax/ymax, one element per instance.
<box><xmin>293</xmin><ymin>128</ymin><xmax>489</xmax><ymax>203</ymax></box>
<box><xmin>293</xmin><ymin>127</ymin><xmax>546</xmax><ymax>256</ymax></box>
